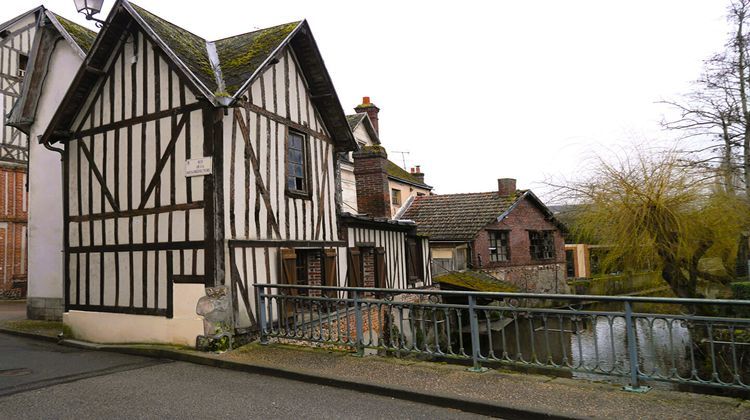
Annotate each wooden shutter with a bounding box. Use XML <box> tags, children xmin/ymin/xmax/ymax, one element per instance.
<box><xmin>347</xmin><ymin>247</ymin><xmax>362</xmax><ymax>287</ymax></box>
<box><xmin>406</xmin><ymin>238</ymin><xmax>420</xmax><ymax>285</ymax></box>
<box><xmin>279</xmin><ymin>248</ymin><xmax>298</xmax><ymax>318</ymax></box>
<box><xmin>323</xmin><ymin>248</ymin><xmax>338</xmax><ymax>298</ymax></box>
<box><xmin>375</xmin><ymin>247</ymin><xmax>387</xmax><ymax>289</ymax></box>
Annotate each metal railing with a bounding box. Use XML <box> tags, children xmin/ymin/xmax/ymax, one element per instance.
<box><xmin>254</xmin><ymin>284</ymin><xmax>750</xmax><ymax>392</ymax></box>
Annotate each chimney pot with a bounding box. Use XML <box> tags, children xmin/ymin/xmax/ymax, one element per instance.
<box><xmin>410</xmin><ymin>167</ymin><xmax>415</xmax><ymax>173</ymax></box>
<box><xmin>354</xmin><ymin>97</ymin><xmax>380</xmax><ymax>135</ymax></box>
<box><xmin>497</xmin><ymin>178</ymin><xmax>517</xmax><ymax>197</ymax></box>
<box><xmin>415</xmin><ymin>165</ymin><xmax>421</xmax><ymax>174</ymax></box>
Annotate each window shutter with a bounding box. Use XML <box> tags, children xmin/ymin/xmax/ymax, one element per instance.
<box><xmin>375</xmin><ymin>247</ymin><xmax>387</xmax><ymax>289</ymax></box>
<box><xmin>406</xmin><ymin>238</ymin><xmax>420</xmax><ymax>284</ymax></box>
<box><xmin>323</xmin><ymin>248</ymin><xmax>338</xmax><ymax>298</ymax></box>
<box><xmin>347</xmin><ymin>248</ymin><xmax>362</xmax><ymax>287</ymax></box>
<box><xmin>280</xmin><ymin>248</ymin><xmax>298</xmax><ymax>295</ymax></box>
<box><xmin>279</xmin><ymin>248</ymin><xmax>298</xmax><ymax>318</ymax></box>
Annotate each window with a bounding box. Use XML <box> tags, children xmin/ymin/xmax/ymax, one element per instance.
<box><xmin>286</xmin><ymin>130</ymin><xmax>308</xmax><ymax>196</ymax></box>
<box><xmin>565</xmin><ymin>250</ymin><xmax>575</xmax><ymax>277</ymax></box>
<box><xmin>391</xmin><ymin>188</ymin><xmax>401</xmax><ymax>206</ymax></box>
<box><xmin>489</xmin><ymin>230</ymin><xmax>510</xmax><ymax>262</ymax></box>
<box><xmin>18</xmin><ymin>54</ymin><xmax>28</xmax><ymax>78</ymax></box>
<box><xmin>529</xmin><ymin>231</ymin><xmax>556</xmax><ymax>260</ymax></box>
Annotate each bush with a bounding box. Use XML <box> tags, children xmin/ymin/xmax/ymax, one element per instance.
<box><xmin>731</xmin><ymin>282</ymin><xmax>750</xmax><ymax>300</ymax></box>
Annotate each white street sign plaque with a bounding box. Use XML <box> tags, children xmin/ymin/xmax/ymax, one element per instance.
<box><xmin>185</xmin><ymin>157</ymin><xmax>212</xmax><ymax>177</ymax></box>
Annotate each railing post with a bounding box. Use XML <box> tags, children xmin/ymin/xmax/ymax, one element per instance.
<box><xmin>467</xmin><ymin>294</ymin><xmax>487</xmax><ymax>372</ymax></box>
<box><xmin>257</xmin><ymin>286</ymin><xmax>268</xmax><ymax>345</ymax></box>
<box><xmin>623</xmin><ymin>301</ymin><xmax>649</xmax><ymax>392</ymax></box>
<box><xmin>353</xmin><ymin>290</ymin><xmax>364</xmax><ymax>356</ymax></box>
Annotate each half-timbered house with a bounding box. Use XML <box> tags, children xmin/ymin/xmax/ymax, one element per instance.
<box><xmin>37</xmin><ymin>1</ymin><xmax>431</xmax><ymax>346</ymax></box>
<box><xmin>0</xmin><ymin>8</ymin><xmax>40</xmax><ymax>298</ymax></box>
<box><xmin>5</xmin><ymin>7</ymin><xmax>96</xmax><ymax>319</ymax></box>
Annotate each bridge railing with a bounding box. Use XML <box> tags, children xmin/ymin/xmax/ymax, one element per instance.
<box><xmin>253</xmin><ymin>284</ymin><xmax>750</xmax><ymax>392</ymax></box>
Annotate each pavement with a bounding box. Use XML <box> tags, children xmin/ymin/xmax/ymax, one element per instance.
<box><xmin>0</xmin><ymin>300</ymin><xmax>25</xmax><ymax>321</ymax></box>
<box><xmin>0</xmin><ymin>300</ymin><xmax>748</xmax><ymax>419</ymax></box>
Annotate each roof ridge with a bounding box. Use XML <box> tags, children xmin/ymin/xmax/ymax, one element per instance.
<box><xmin>210</xmin><ymin>21</ymin><xmax>303</xmax><ymax>43</ymax></box>
<box><xmin>129</xmin><ymin>1</ymin><xmax>206</xmax><ymax>42</ymax></box>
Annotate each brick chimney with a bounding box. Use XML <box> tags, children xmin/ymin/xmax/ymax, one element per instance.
<box><xmin>354</xmin><ymin>96</ymin><xmax>380</xmax><ymax>135</ymax></box>
<box><xmin>412</xmin><ymin>165</ymin><xmax>425</xmax><ymax>184</ymax></box>
<box><xmin>353</xmin><ymin>145</ymin><xmax>390</xmax><ymax>218</ymax></box>
<box><xmin>497</xmin><ymin>178</ymin><xmax>516</xmax><ymax>197</ymax></box>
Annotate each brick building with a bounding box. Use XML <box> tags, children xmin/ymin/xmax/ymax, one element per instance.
<box><xmin>400</xmin><ymin>178</ymin><xmax>569</xmax><ymax>294</ymax></box>
<box><xmin>339</xmin><ymin>97</ymin><xmax>432</xmax><ymax>217</ymax></box>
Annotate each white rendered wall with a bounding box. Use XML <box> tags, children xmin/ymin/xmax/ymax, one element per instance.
<box><xmin>63</xmin><ymin>284</ymin><xmax>204</xmax><ymax>345</ymax></box>
<box><xmin>27</xmin><ymin>42</ymin><xmax>82</xmax><ymax>300</ymax></box>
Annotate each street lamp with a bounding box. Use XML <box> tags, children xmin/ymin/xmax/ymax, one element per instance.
<box><xmin>73</xmin><ymin>0</ymin><xmax>105</xmax><ymax>26</ymax></box>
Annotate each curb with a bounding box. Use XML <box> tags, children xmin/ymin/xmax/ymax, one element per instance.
<box><xmin>59</xmin><ymin>339</ymin><xmax>573</xmax><ymax>420</ymax></box>
<box><xmin>2</xmin><ymin>329</ymin><xmax>573</xmax><ymax>419</ymax></box>
<box><xmin>0</xmin><ymin>327</ymin><xmax>59</xmax><ymax>343</ymax></box>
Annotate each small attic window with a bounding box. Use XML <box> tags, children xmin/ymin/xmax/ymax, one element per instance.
<box><xmin>18</xmin><ymin>54</ymin><xmax>28</xmax><ymax>77</ymax></box>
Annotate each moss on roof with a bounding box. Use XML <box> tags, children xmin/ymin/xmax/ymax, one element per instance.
<box><xmin>385</xmin><ymin>160</ymin><xmax>430</xmax><ymax>187</ymax></box>
<box><xmin>435</xmin><ymin>271</ymin><xmax>519</xmax><ymax>292</ymax></box>
<box><xmin>52</xmin><ymin>13</ymin><xmax>97</xmax><ymax>52</ymax></box>
<box><xmin>130</xmin><ymin>3</ymin><xmax>216</xmax><ymax>93</ymax></box>
<box><xmin>346</xmin><ymin>113</ymin><xmax>366</xmax><ymax>130</ymax></box>
<box><xmin>215</xmin><ymin>22</ymin><xmax>300</xmax><ymax>95</ymax></box>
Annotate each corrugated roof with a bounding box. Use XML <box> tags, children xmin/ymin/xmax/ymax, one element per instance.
<box><xmin>402</xmin><ymin>191</ymin><xmax>524</xmax><ymax>241</ymax></box>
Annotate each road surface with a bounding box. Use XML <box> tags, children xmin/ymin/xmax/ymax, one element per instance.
<box><xmin>0</xmin><ymin>333</ymin><xmax>487</xmax><ymax>419</ymax></box>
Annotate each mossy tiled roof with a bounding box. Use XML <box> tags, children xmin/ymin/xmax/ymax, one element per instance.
<box><xmin>385</xmin><ymin>160</ymin><xmax>430</xmax><ymax>188</ymax></box>
<box><xmin>402</xmin><ymin>191</ymin><xmax>525</xmax><ymax>241</ymax></box>
<box><xmin>51</xmin><ymin>13</ymin><xmax>97</xmax><ymax>52</ymax></box>
<box><xmin>216</xmin><ymin>22</ymin><xmax>301</xmax><ymax>95</ymax></box>
<box><xmin>130</xmin><ymin>2</ymin><xmax>299</xmax><ymax>97</ymax></box>
<box><xmin>346</xmin><ymin>113</ymin><xmax>366</xmax><ymax>130</ymax></box>
<box><xmin>434</xmin><ymin>271</ymin><xmax>519</xmax><ymax>292</ymax></box>
<box><xmin>130</xmin><ymin>3</ymin><xmax>217</xmax><ymax>93</ymax></box>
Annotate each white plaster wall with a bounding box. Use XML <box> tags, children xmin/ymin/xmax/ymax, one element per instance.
<box><xmin>27</xmin><ymin>41</ymin><xmax>82</xmax><ymax>299</ymax></box>
<box><xmin>64</xmin><ymin>284</ymin><xmax>205</xmax><ymax>346</ymax></box>
<box><xmin>340</xmin><ymin>122</ymin><xmax>376</xmax><ymax>214</ymax></box>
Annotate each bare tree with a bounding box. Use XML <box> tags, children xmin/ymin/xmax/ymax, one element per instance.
<box><xmin>662</xmin><ymin>0</ymin><xmax>750</xmax><ymax>195</ymax></box>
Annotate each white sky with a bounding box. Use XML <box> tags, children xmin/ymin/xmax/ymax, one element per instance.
<box><xmin>11</xmin><ymin>1</ymin><xmax>732</xmax><ymax>199</ymax></box>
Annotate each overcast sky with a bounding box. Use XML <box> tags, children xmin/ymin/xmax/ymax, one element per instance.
<box><xmin>10</xmin><ymin>1</ymin><xmax>732</xmax><ymax>199</ymax></box>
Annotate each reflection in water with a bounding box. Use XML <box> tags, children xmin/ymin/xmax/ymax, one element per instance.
<box><xmin>483</xmin><ymin>312</ymin><xmax>693</xmax><ymax>388</ymax></box>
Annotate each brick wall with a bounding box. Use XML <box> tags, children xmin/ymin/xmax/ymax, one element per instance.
<box><xmin>0</xmin><ymin>166</ymin><xmax>27</xmax><ymax>299</ymax></box>
<box><xmin>307</xmin><ymin>251</ymin><xmax>322</xmax><ymax>297</ymax></box>
<box><xmin>353</xmin><ymin>147</ymin><xmax>390</xmax><ymax>218</ymax></box>
<box><xmin>471</xmin><ymin>196</ymin><xmax>568</xmax><ymax>293</ymax></box>
<box><xmin>362</xmin><ymin>248</ymin><xmax>375</xmax><ymax>288</ymax></box>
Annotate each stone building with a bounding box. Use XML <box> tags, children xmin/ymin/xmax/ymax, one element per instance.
<box><xmin>400</xmin><ymin>178</ymin><xmax>569</xmax><ymax>294</ymax></box>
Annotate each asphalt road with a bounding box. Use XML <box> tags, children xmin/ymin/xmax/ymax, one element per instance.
<box><xmin>0</xmin><ymin>334</ymin><xmax>487</xmax><ymax>419</ymax></box>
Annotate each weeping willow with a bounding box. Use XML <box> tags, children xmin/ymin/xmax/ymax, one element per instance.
<box><xmin>568</xmin><ymin>149</ymin><xmax>750</xmax><ymax>298</ymax></box>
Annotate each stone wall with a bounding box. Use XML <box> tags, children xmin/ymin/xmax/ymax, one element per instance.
<box><xmin>483</xmin><ymin>263</ymin><xmax>569</xmax><ymax>294</ymax></box>
<box><xmin>26</xmin><ymin>297</ymin><xmax>63</xmax><ymax>321</ymax></box>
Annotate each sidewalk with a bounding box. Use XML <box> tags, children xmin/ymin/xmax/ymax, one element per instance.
<box><xmin>1</xmin><ymin>319</ymin><xmax>748</xmax><ymax>419</ymax></box>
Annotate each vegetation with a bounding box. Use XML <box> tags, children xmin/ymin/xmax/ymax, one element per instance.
<box><xmin>731</xmin><ymin>281</ymin><xmax>750</xmax><ymax>299</ymax></box>
<box><xmin>554</xmin><ymin>148</ymin><xmax>750</xmax><ymax>299</ymax></box>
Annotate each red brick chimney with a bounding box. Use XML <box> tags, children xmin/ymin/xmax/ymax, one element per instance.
<box><xmin>353</xmin><ymin>145</ymin><xmax>390</xmax><ymax>218</ymax></box>
<box><xmin>412</xmin><ymin>165</ymin><xmax>425</xmax><ymax>184</ymax></box>
<box><xmin>354</xmin><ymin>96</ymin><xmax>380</xmax><ymax>135</ymax></box>
<box><xmin>497</xmin><ymin>178</ymin><xmax>516</xmax><ymax>197</ymax></box>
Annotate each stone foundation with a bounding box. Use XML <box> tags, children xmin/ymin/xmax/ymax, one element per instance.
<box><xmin>483</xmin><ymin>263</ymin><xmax>570</xmax><ymax>294</ymax></box>
<box><xmin>27</xmin><ymin>297</ymin><xmax>64</xmax><ymax>321</ymax></box>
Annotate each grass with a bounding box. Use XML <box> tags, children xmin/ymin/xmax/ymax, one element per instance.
<box><xmin>0</xmin><ymin>320</ymin><xmax>70</xmax><ymax>338</ymax></box>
